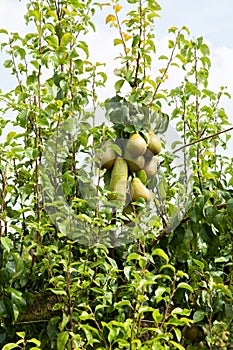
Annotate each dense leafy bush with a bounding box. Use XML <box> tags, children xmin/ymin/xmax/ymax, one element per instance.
<box><xmin>0</xmin><ymin>1</ymin><xmax>233</xmax><ymax>349</ymax></box>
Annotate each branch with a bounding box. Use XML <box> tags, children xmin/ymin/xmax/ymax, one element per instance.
<box><xmin>152</xmin><ymin>203</ymin><xmax>227</xmax><ymax>245</ymax></box>
<box><xmin>149</xmin><ymin>29</ymin><xmax>182</xmax><ymax>105</ymax></box>
<box><xmin>173</xmin><ymin>126</ymin><xmax>233</xmax><ymax>154</ymax></box>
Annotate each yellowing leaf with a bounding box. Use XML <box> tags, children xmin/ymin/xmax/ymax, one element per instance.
<box><xmin>105</xmin><ymin>14</ymin><xmax>116</xmax><ymax>24</ymax></box>
<box><xmin>114</xmin><ymin>38</ymin><xmax>122</xmax><ymax>46</ymax></box>
<box><xmin>114</xmin><ymin>4</ymin><xmax>122</xmax><ymax>13</ymax></box>
<box><xmin>123</xmin><ymin>33</ymin><xmax>132</xmax><ymax>41</ymax></box>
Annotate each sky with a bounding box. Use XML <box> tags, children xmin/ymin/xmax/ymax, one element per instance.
<box><xmin>0</xmin><ymin>0</ymin><xmax>233</xmax><ymax>151</ymax></box>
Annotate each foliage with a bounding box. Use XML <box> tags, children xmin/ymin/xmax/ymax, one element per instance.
<box><xmin>0</xmin><ymin>0</ymin><xmax>233</xmax><ymax>349</ymax></box>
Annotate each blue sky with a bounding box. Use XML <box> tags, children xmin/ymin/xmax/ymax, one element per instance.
<box><xmin>0</xmin><ymin>0</ymin><xmax>233</xmax><ymax>143</ymax></box>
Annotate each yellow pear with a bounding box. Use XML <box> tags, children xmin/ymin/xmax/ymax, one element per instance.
<box><xmin>130</xmin><ymin>177</ymin><xmax>151</xmax><ymax>202</ymax></box>
<box><xmin>144</xmin><ymin>148</ymin><xmax>154</xmax><ymax>159</ymax></box>
<box><xmin>97</xmin><ymin>141</ymin><xmax>116</xmax><ymax>170</ymax></box>
<box><xmin>124</xmin><ymin>148</ymin><xmax>145</xmax><ymax>172</ymax></box>
<box><xmin>148</xmin><ymin>131</ymin><xmax>161</xmax><ymax>155</ymax></box>
<box><xmin>126</xmin><ymin>133</ymin><xmax>147</xmax><ymax>157</ymax></box>
<box><xmin>128</xmin><ymin>156</ymin><xmax>145</xmax><ymax>172</ymax></box>
<box><xmin>108</xmin><ymin>157</ymin><xmax>128</xmax><ymax>202</ymax></box>
<box><xmin>143</xmin><ymin>156</ymin><xmax>158</xmax><ymax>179</ymax></box>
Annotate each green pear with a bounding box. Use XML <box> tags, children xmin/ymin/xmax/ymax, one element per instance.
<box><xmin>126</xmin><ymin>133</ymin><xmax>147</xmax><ymax>157</ymax></box>
<box><xmin>130</xmin><ymin>177</ymin><xmax>151</xmax><ymax>202</ymax></box>
<box><xmin>97</xmin><ymin>141</ymin><xmax>116</xmax><ymax>170</ymax></box>
<box><xmin>148</xmin><ymin>131</ymin><xmax>161</xmax><ymax>155</ymax></box>
<box><xmin>143</xmin><ymin>156</ymin><xmax>158</xmax><ymax>179</ymax></box>
<box><xmin>108</xmin><ymin>157</ymin><xmax>128</xmax><ymax>202</ymax></box>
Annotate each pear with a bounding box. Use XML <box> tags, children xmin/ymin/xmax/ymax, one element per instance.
<box><xmin>144</xmin><ymin>148</ymin><xmax>154</xmax><ymax>159</ymax></box>
<box><xmin>124</xmin><ymin>147</ymin><xmax>145</xmax><ymax>172</ymax></box>
<box><xmin>148</xmin><ymin>131</ymin><xmax>161</xmax><ymax>155</ymax></box>
<box><xmin>143</xmin><ymin>156</ymin><xmax>158</xmax><ymax>179</ymax></box>
<box><xmin>108</xmin><ymin>157</ymin><xmax>128</xmax><ymax>202</ymax></box>
<box><xmin>130</xmin><ymin>177</ymin><xmax>151</xmax><ymax>202</ymax></box>
<box><xmin>97</xmin><ymin>141</ymin><xmax>116</xmax><ymax>170</ymax></box>
<box><xmin>126</xmin><ymin>133</ymin><xmax>147</xmax><ymax>157</ymax></box>
<box><xmin>182</xmin><ymin>325</ymin><xmax>204</xmax><ymax>341</ymax></box>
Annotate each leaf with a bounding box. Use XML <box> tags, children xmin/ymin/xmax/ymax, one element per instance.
<box><xmin>168</xmin><ymin>26</ymin><xmax>178</xmax><ymax>33</ymax></box>
<box><xmin>169</xmin><ymin>340</ymin><xmax>185</xmax><ymax>350</ymax></box>
<box><xmin>127</xmin><ymin>253</ymin><xmax>140</xmax><ymax>261</ymax></box>
<box><xmin>173</xmin><ymin>327</ymin><xmax>182</xmax><ymax>342</ymax></box>
<box><xmin>154</xmin><ymin>286</ymin><xmax>167</xmax><ymax>299</ymax></box>
<box><xmin>159</xmin><ymin>55</ymin><xmax>168</xmax><ymax>60</ymax></box>
<box><xmin>57</xmin><ymin>331</ymin><xmax>69</xmax><ymax>350</ymax></box>
<box><xmin>105</xmin><ymin>14</ymin><xmax>116</xmax><ymax>24</ymax></box>
<box><xmin>171</xmin><ymin>308</ymin><xmax>191</xmax><ymax>316</ymax></box>
<box><xmin>168</xmin><ymin>40</ymin><xmax>174</xmax><ymax>48</ymax></box>
<box><xmin>200</xmin><ymin>43</ymin><xmax>210</xmax><ymax>56</ymax></box>
<box><xmin>1</xmin><ymin>236</ymin><xmax>12</xmax><ymax>252</ymax></box>
<box><xmin>16</xmin><ymin>332</ymin><xmax>25</xmax><ymax>339</ymax></box>
<box><xmin>114</xmin><ymin>79</ymin><xmax>125</xmax><ymax>92</ymax></box>
<box><xmin>193</xmin><ymin>310</ymin><xmax>206</xmax><ymax>322</ymax></box>
<box><xmin>45</xmin><ymin>35</ymin><xmax>58</xmax><ymax>48</ymax></box>
<box><xmin>49</xmin><ymin>288</ymin><xmax>66</xmax><ymax>296</ymax></box>
<box><xmin>27</xmin><ymin>338</ymin><xmax>41</xmax><ymax>346</ymax></box>
<box><xmin>0</xmin><ymin>28</ymin><xmax>8</xmax><ymax>34</ymax></box>
<box><xmin>78</xmin><ymin>41</ymin><xmax>89</xmax><ymax>58</ymax></box>
<box><xmin>152</xmin><ymin>248</ymin><xmax>169</xmax><ymax>262</ymax></box>
<box><xmin>176</xmin><ymin>282</ymin><xmax>193</xmax><ymax>293</ymax></box>
<box><xmin>2</xmin><ymin>345</ymin><xmax>19</xmax><ymax>350</ymax></box>
<box><xmin>113</xmin><ymin>38</ymin><xmax>123</xmax><ymax>46</ymax></box>
<box><xmin>213</xmin><ymin>284</ymin><xmax>233</xmax><ymax>299</ymax></box>
<box><xmin>109</xmin><ymin>143</ymin><xmax>122</xmax><ymax>155</ymax></box>
<box><xmin>60</xmin><ymin>33</ymin><xmax>71</xmax><ymax>47</ymax></box>
<box><xmin>114</xmin><ymin>4</ymin><xmax>122</xmax><ymax>13</ymax></box>
<box><xmin>227</xmin><ymin>198</ymin><xmax>233</xmax><ymax>219</ymax></box>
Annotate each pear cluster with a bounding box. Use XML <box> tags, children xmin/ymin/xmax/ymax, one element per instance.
<box><xmin>97</xmin><ymin>131</ymin><xmax>162</xmax><ymax>204</ymax></box>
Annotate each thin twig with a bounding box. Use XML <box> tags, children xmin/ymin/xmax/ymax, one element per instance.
<box><xmin>173</xmin><ymin>126</ymin><xmax>233</xmax><ymax>154</ymax></box>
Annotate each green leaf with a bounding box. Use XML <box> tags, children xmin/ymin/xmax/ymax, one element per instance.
<box><xmin>127</xmin><ymin>253</ymin><xmax>140</xmax><ymax>261</ymax></box>
<box><xmin>0</xmin><ymin>28</ymin><xmax>8</xmax><ymax>34</ymax></box>
<box><xmin>78</xmin><ymin>41</ymin><xmax>89</xmax><ymax>58</ymax></box>
<box><xmin>176</xmin><ymin>282</ymin><xmax>193</xmax><ymax>293</ymax></box>
<box><xmin>57</xmin><ymin>331</ymin><xmax>69</xmax><ymax>350</ymax></box>
<box><xmin>114</xmin><ymin>38</ymin><xmax>123</xmax><ymax>46</ymax></box>
<box><xmin>168</xmin><ymin>40</ymin><xmax>174</xmax><ymax>48</ymax></box>
<box><xmin>169</xmin><ymin>340</ymin><xmax>185</xmax><ymax>350</ymax></box>
<box><xmin>27</xmin><ymin>338</ymin><xmax>41</xmax><ymax>346</ymax></box>
<box><xmin>114</xmin><ymin>79</ymin><xmax>125</xmax><ymax>93</ymax></box>
<box><xmin>227</xmin><ymin>198</ymin><xmax>233</xmax><ymax>219</ymax></box>
<box><xmin>2</xmin><ymin>345</ymin><xmax>19</xmax><ymax>350</ymax></box>
<box><xmin>171</xmin><ymin>308</ymin><xmax>191</xmax><ymax>316</ymax></box>
<box><xmin>60</xmin><ymin>33</ymin><xmax>71</xmax><ymax>47</ymax></box>
<box><xmin>1</xmin><ymin>236</ymin><xmax>12</xmax><ymax>252</ymax></box>
<box><xmin>213</xmin><ymin>284</ymin><xmax>232</xmax><ymax>299</ymax></box>
<box><xmin>168</xmin><ymin>26</ymin><xmax>178</xmax><ymax>33</ymax></box>
<box><xmin>152</xmin><ymin>248</ymin><xmax>169</xmax><ymax>262</ymax></box>
<box><xmin>200</xmin><ymin>43</ymin><xmax>210</xmax><ymax>56</ymax></box>
<box><xmin>16</xmin><ymin>332</ymin><xmax>25</xmax><ymax>339</ymax></box>
<box><xmin>45</xmin><ymin>35</ymin><xmax>58</xmax><ymax>48</ymax></box>
<box><xmin>193</xmin><ymin>310</ymin><xmax>206</xmax><ymax>322</ymax></box>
